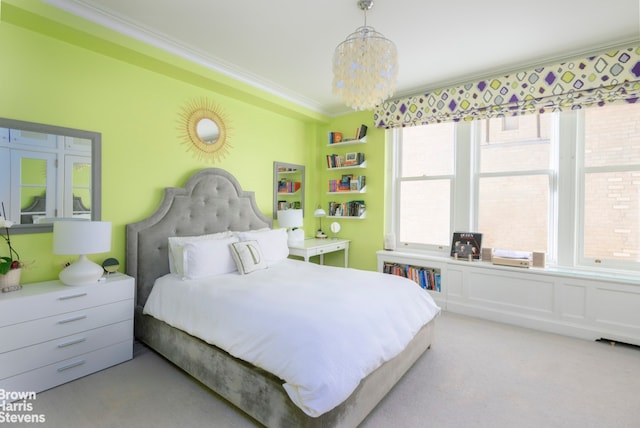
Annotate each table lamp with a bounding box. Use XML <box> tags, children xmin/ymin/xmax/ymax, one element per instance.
<box><xmin>314</xmin><ymin>207</ymin><xmax>327</xmax><ymax>238</ymax></box>
<box><xmin>53</xmin><ymin>221</ymin><xmax>112</xmax><ymax>286</ymax></box>
<box><xmin>277</xmin><ymin>209</ymin><xmax>304</xmax><ymax>244</ymax></box>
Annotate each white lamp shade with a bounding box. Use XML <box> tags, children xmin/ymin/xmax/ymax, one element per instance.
<box><xmin>53</xmin><ymin>221</ymin><xmax>112</xmax><ymax>286</ymax></box>
<box><xmin>277</xmin><ymin>209</ymin><xmax>303</xmax><ymax>228</ymax></box>
<box><xmin>53</xmin><ymin>221</ymin><xmax>112</xmax><ymax>255</ymax></box>
<box><xmin>314</xmin><ymin>208</ymin><xmax>326</xmax><ymax>218</ymax></box>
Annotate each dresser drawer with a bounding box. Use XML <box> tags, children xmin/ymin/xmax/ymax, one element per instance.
<box><xmin>0</xmin><ymin>319</ymin><xmax>133</xmax><ymax>380</ymax></box>
<box><xmin>308</xmin><ymin>242</ymin><xmax>347</xmax><ymax>256</ymax></box>
<box><xmin>0</xmin><ymin>276</ymin><xmax>134</xmax><ymax>328</ymax></box>
<box><xmin>0</xmin><ymin>340</ymin><xmax>132</xmax><ymax>403</ymax></box>
<box><xmin>0</xmin><ymin>299</ymin><xmax>133</xmax><ymax>353</ymax></box>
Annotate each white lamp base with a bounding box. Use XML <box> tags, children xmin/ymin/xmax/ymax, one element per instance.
<box><xmin>59</xmin><ymin>254</ymin><xmax>104</xmax><ymax>286</ymax></box>
<box><xmin>287</xmin><ymin>228</ymin><xmax>304</xmax><ymax>245</ymax></box>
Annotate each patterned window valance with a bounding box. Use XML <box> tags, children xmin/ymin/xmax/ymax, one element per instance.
<box><xmin>374</xmin><ymin>45</ymin><xmax>640</xmax><ymax>129</ymax></box>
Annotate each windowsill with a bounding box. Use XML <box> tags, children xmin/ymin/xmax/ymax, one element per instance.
<box><xmin>377</xmin><ymin>249</ymin><xmax>640</xmax><ymax>285</ymax></box>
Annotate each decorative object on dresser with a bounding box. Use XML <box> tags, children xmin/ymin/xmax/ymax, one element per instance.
<box><xmin>0</xmin><ymin>202</ymin><xmax>23</xmax><ymax>292</ymax></box>
<box><xmin>102</xmin><ymin>257</ymin><xmax>120</xmax><ymax>275</ymax></box>
<box><xmin>53</xmin><ymin>221</ymin><xmax>112</xmax><ymax>286</ymax></box>
<box><xmin>0</xmin><ymin>274</ymin><xmax>134</xmax><ymax>402</ymax></box>
<box><xmin>314</xmin><ymin>206</ymin><xmax>327</xmax><ymax>238</ymax></box>
<box><xmin>178</xmin><ymin>97</ymin><xmax>231</xmax><ymax>163</ymax></box>
<box><xmin>277</xmin><ymin>209</ymin><xmax>304</xmax><ymax>244</ymax></box>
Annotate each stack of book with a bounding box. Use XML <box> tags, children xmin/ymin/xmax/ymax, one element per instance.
<box><xmin>326</xmin><ymin>153</ymin><xmax>365</xmax><ymax>168</ymax></box>
<box><xmin>328</xmin><ymin>200</ymin><xmax>366</xmax><ymax>217</ymax></box>
<box><xmin>382</xmin><ymin>262</ymin><xmax>442</xmax><ymax>292</ymax></box>
<box><xmin>277</xmin><ymin>180</ymin><xmax>301</xmax><ymax>193</ymax></box>
<box><xmin>328</xmin><ymin>175</ymin><xmax>366</xmax><ymax>192</ymax></box>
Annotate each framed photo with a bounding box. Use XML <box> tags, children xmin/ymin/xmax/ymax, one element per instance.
<box><xmin>344</xmin><ymin>152</ymin><xmax>358</xmax><ymax>166</ymax></box>
<box><xmin>450</xmin><ymin>232</ymin><xmax>482</xmax><ymax>260</ymax></box>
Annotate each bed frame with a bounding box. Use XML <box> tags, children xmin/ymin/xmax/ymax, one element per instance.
<box><xmin>126</xmin><ymin>168</ymin><xmax>435</xmax><ymax>427</ymax></box>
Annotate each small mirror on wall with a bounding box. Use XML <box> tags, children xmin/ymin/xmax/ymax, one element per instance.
<box><xmin>273</xmin><ymin>162</ymin><xmax>305</xmax><ymax>220</ymax></box>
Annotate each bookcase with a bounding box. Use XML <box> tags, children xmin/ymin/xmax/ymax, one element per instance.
<box><xmin>325</xmin><ymin>130</ymin><xmax>367</xmax><ymax>219</ymax></box>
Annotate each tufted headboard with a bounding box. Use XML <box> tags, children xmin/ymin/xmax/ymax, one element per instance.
<box><xmin>126</xmin><ymin>168</ymin><xmax>273</xmax><ymax>307</ymax></box>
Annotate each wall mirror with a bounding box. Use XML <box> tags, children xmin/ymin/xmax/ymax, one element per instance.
<box><xmin>273</xmin><ymin>162</ymin><xmax>305</xmax><ymax>220</ymax></box>
<box><xmin>179</xmin><ymin>98</ymin><xmax>231</xmax><ymax>163</ymax></box>
<box><xmin>0</xmin><ymin>117</ymin><xmax>102</xmax><ymax>235</ymax></box>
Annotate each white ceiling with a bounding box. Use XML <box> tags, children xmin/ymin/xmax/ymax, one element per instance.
<box><xmin>45</xmin><ymin>0</ymin><xmax>640</xmax><ymax>116</ymax></box>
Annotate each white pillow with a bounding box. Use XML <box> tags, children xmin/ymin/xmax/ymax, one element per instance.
<box><xmin>237</xmin><ymin>228</ymin><xmax>289</xmax><ymax>265</ymax></box>
<box><xmin>181</xmin><ymin>236</ymin><xmax>239</xmax><ymax>280</ymax></box>
<box><xmin>168</xmin><ymin>231</ymin><xmax>235</xmax><ymax>275</ymax></box>
<box><xmin>229</xmin><ymin>240</ymin><xmax>267</xmax><ymax>274</ymax></box>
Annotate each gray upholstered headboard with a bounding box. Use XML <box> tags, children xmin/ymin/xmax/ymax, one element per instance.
<box><xmin>126</xmin><ymin>168</ymin><xmax>273</xmax><ymax>307</ymax></box>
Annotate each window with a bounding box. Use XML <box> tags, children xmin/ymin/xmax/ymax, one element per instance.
<box><xmin>579</xmin><ymin>104</ymin><xmax>640</xmax><ymax>267</ymax></box>
<box><xmin>396</xmin><ymin>122</ymin><xmax>454</xmax><ymax>250</ymax></box>
<box><xmin>477</xmin><ymin>114</ymin><xmax>554</xmax><ymax>253</ymax></box>
<box><xmin>389</xmin><ymin>103</ymin><xmax>640</xmax><ymax>273</ymax></box>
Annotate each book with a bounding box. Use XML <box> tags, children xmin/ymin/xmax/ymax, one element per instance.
<box><xmin>356</xmin><ymin>124</ymin><xmax>368</xmax><ymax>140</ymax></box>
<box><xmin>328</xmin><ymin>131</ymin><xmax>343</xmax><ymax>144</ymax></box>
<box><xmin>450</xmin><ymin>232</ymin><xmax>483</xmax><ymax>260</ymax></box>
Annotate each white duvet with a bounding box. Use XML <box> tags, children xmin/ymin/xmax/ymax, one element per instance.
<box><xmin>143</xmin><ymin>259</ymin><xmax>440</xmax><ymax>417</ymax></box>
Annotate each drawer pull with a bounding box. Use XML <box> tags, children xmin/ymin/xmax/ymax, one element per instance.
<box><xmin>57</xmin><ymin>360</ymin><xmax>86</xmax><ymax>372</ymax></box>
<box><xmin>57</xmin><ymin>315</ymin><xmax>87</xmax><ymax>324</ymax></box>
<box><xmin>57</xmin><ymin>337</ymin><xmax>87</xmax><ymax>348</ymax></box>
<box><xmin>58</xmin><ymin>292</ymin><xmax>88</xmax><ymax>301</ymax></box>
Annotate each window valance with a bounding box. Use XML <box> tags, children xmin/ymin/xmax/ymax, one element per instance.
<box><xmin>374</xmin><ymin>45</ymin><xmax>640</xmax><ymax>129</ymax></box>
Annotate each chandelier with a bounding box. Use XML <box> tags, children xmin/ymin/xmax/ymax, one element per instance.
<box><xmin>332</xmin><ymin>0</ymin><xmax>398</xmax><ymax>111</ymax></box>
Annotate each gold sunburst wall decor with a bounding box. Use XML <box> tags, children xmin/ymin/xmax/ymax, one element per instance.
<box><xmin>178</xmin><ymin>98</ymin><xmax>232</xmax><ymax>163</ymax></box>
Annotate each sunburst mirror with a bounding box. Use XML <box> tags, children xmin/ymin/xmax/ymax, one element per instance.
<box><xmin>178</xmin><ymin>98</ymin><xmax>232</xmax><ymax>162</ymax></box>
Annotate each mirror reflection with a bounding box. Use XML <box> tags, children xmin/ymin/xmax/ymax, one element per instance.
<box><xmin>196</xmin><ymin>118</ymin><xmax>220</xmax><ymax>144</ymax></box>
<box><xmin>0</xmin><ymin>118</ymin><xmax>101</xmax><ymax>234</ymax></box>
<box><xmin>273</xmin><ymin>161</ymin><xmax>305</xmax><ymax>220</ymax></box>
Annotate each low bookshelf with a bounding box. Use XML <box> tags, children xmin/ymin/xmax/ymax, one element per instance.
<box><xmin>377</xmin><ymin>251</ymin><xmax>445</xmax><ymax>307</ymax></box>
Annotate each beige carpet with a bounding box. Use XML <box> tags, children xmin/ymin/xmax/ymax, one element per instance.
<box><xmin>18</xmin><ymin>312</ymin><xmax>640</xmax><ymax>427</ymax></box>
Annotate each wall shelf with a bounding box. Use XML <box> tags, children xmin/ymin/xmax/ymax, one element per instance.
<box><xmin>327</xmin><ymin>136</ymin><xmax>367</xmax><ymax>147</ymax></box>
<box><xmin>327</xmin><ymin>161</ymin><xmax>367</xmax><ymax>170</ymax></box>
<box><xmin>327</xmin><ymin>186</ymin><xmax>367</xmax><ymax>195</ymax></box>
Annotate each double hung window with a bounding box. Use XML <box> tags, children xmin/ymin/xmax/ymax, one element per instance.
<box><xmin>390</xmin><ymin>103</ymin><xmax>640</xmax><ymax>272</ymax></box>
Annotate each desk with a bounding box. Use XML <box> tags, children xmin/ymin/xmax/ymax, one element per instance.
<box><xmin>288</xmin><ymin>238</ymin><xmax>350</xmax><ymax>267</ymax></box>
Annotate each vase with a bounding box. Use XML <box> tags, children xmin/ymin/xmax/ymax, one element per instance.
<box><xmin>0</xmin><ymin>268</ymin><xmax>22</xmax><ymax>293</ymax></box>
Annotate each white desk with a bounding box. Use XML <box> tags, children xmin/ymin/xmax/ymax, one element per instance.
<box><xmin>288</xmin><ymin>238</ymin><xmax>350</xmax><ymax>267</ymax></box>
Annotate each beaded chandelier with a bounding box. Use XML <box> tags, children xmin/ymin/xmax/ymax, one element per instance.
<box><xmin>332</xmin><ymin>0</ymin><xmax>398</xmax><ymax>111</ymax></box>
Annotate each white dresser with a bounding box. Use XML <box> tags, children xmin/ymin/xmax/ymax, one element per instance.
<box><xmin>0</xmin><ymin>273</ymin><xmax>134</xmax><ymax>400</ymax></box>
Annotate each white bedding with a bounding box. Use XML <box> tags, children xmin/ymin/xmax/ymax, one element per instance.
<box><xmin>143</xmin><ymin>258</ymin><xmax>440</xmax><ymax>417</ymax></box>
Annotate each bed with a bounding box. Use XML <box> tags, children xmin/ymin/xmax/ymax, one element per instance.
<box><xmin>126</xmin><ymin>168</ymin><xmax>440</xmax><ymax>427</ymax></box>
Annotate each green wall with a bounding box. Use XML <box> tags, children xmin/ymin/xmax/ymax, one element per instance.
<box><xmin>315</xmin><ymin>113</ymin><xmax>386</xmax><ymax>270</ymax></box>
<box><xmin>0</xmin><ymin>0</ymin><xmax>384</xmax><ymax>283</ymax></box>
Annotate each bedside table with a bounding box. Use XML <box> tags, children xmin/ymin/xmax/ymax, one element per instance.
<box><xmin>0</xmin><ymin>273</ymin><xmax>134</xmax><ymax>400</ymax></box>
<box><xmin>288</xmin><ymin>238</ymin><xmax>350</xmax><ymax>267</ymax></box>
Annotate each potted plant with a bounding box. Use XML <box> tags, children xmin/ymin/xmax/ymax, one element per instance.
<box><xmin>1</xmin><ymin>202</ymin><xmax>22</xmax><ymax>292</ymax></box>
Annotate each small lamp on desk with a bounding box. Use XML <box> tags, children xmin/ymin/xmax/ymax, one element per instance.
<box><xmin>53</xmin><ymin>221</ymin><xmax>112</xmax><ymax>286</ymax></box>
<box><xmin>277</xmin><ymin>209</ymin><xmax>304</xmax><ymax>244</ymax></box>
<box><xmin>314</xmin><ymin>207</ymin><xmax>327</xmax><ymax>239</ymax></box>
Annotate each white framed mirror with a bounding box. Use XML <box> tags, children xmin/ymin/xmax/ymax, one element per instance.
<box><xmin>0</xmin><ymin>118</ymin><xmax>102</xmax><ymax>235</ymax></box>
<box><xmin>273</xmin><ymin>162</ymin><xmax>305</xmax><ymax>220</ymax></box>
